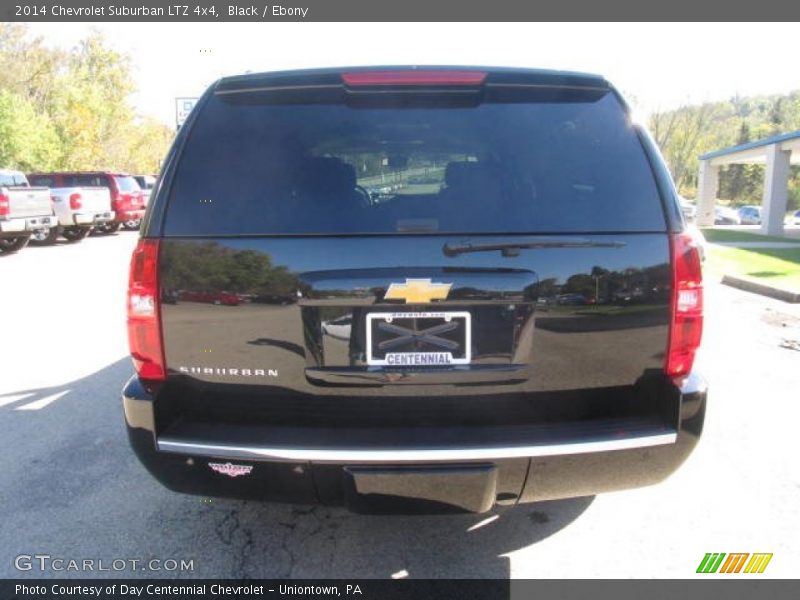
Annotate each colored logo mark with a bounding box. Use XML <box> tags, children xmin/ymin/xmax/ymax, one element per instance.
<box><xmin>697</xmin><ymin>553</ymin><xmax>773</xmax><ymax>574</ymax></box>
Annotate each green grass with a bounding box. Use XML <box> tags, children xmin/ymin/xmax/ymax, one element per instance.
<box><xmin>699</xmin><ymin>228</ymin><xmax>800</xmax><ymax>244</ymax></box>
<box><xmin>705</xmin><ymin>245</ymin><xmax>800</xmax><ymax>292</ymax></box>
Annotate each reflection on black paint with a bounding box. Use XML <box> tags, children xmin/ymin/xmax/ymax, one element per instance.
<box><xmin>159</xmin><ymin>240</ymin><xmax>301</xmax><ymax>300</ymax></box>
<box><xmin>158</xmin><ymin>235</ymin><xmax>672</xmax><ymax>394</ymax></box>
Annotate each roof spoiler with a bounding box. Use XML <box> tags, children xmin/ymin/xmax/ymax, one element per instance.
<box><xmin>214</xmin><ymin>66</ymin><xmax>609</xmax><ymax>96</ymax></box>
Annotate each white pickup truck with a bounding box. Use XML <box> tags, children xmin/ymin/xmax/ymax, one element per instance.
<box><xmin>28</xmin><ymin>184</ymin><xmax>115</xmax><ymax>245</ymax></box>
<box><xmin>0</xmin><ymin>169</ymin><xmax>58</xmax><ymax>254</ymax></box>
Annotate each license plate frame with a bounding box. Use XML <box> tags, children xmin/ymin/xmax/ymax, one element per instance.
<box><xmin>365</xmin><ymin>311</ymin><xmax>471</xmax><ymax>367</ymax></box>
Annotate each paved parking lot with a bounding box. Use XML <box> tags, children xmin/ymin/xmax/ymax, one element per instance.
<box><xmin>1</xmin><ymin>232</ymin><xmax>798</xmax><ymax>578</ymax></box>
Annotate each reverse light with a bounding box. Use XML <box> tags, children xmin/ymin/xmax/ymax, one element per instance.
<box><xmin>665</xmin><ymin>232</ymin><xmax>704</xmax><ymax>380</ymax></box>
<box><xmin>127</xmin><ymin>239</ymin><xmax>165</xmax><ymax>381</ymax></box>
<box><xmin>342</xmin><ymin>70</ymin><xmax>487</xmax><ymax>87</ymax></box>
<box><xmin>69</xmin><ymin>193</ymin><xmax>82</xmax><ymax>210</ymax></box>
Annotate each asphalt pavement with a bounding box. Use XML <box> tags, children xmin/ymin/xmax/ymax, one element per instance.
<box><xmin>1</xmin><ymin>232</ymin><xmax>798</xmax><ymax>578</ymax></box>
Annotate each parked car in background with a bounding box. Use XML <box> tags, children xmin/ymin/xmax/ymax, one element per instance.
<box><xmin>0</xmin><ymin>169</ymin><xmax>58</xmax><ymax>254</ymax></box>
<box><xmin>737</xmin><ymin>205</ymin><xmax>762</xmax><ymax>225</ymax></box>
<box><xmin>28</xmin><ymin>172</ymin><xmax>145</xmax><ymax>232</ymax></box>
<box><xmin>791</xmin><ymin>210</ymin><xmax>800</xmax><ymax>226</ymax></box>
<box><xmin>178</xmin><ymin>290</ymin><xmax>241</xmax><ymax>306</ymax></box>
<box><xmin>714</xmin><ymin>206</ymin><xmax>740</xmax><ymax>225</ymax></box>
<box><xmin>555</xmin><ymin>293</ymin><xmax>588</xmax><ymax>305</ymax></box>
<box><xmin>28</xmin><ymin>184</ymin><xmax>114</xmax><ymax>244</ymax></box>
<box><xmin>679</xmin><ymin>197</ymin><xmax>696</xmax><ymax>222</ymax></box>
<box><xmin>133</xmin><ymin>175</ymin><xmax>156</xmax><ymax>206</ymax></box>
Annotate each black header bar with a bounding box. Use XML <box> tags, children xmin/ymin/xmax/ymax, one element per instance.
<box><xmin>3</xmin><ymin>0</ymin><xmax>800</xmax><ymax>22</ymax></box>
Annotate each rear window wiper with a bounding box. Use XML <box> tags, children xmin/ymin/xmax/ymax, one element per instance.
<box><xmin>442</xmin><ymin>239</ymin><xmax>626</xmax><ymax>257</ymax></box>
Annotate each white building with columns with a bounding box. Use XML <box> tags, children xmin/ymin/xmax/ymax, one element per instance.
<box><xmin>696</xmin><ymin>130</ymin><xmax>800</xmax><ymax>235</ymax></box>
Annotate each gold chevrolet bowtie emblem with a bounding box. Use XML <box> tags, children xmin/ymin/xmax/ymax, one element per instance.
<box><xmin>384</xmin><ymin>278</ymin><xmax>452</xmax><ymax>303</ymax></box>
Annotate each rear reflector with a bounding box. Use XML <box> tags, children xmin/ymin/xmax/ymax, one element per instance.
<box><xmin>665</xmin><ymin>232</ymin><xmax>703</xmax><ymax>379</ymax></box>
<box><xmin>342</xmin><ymin>70</ymin><xmax>487</xmax><ymax>87</ymax></box>
<box><xmin>127</xmin><ymin>239</ymin><xmax>165</xmax><ymax>381</ymax></box>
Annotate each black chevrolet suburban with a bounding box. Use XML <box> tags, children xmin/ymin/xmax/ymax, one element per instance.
<box><xmin>123</xmin><ymin>67</ymin><xmax>706</xmax><ymax>513</ymax></box>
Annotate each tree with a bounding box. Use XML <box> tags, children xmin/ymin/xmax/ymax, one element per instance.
<box><xmin>650</xmin><ymin>89</ymin><xmax>800</xmax><ymax>204</ymax></box>
<box><xmin>51</xmin><ymin>31</ymin><xmax>137</xmax><ymax>169</ymax></box>
<box><xmin>125</xmin><ymin>118</ymin><xmax>174</xmax><ymax>173</ymax></box>
<box><xmin>0</xmin><ymin>90</ymin><xmax>60</xmax><ymax>170</ymax></box>
<box><xmin>718</xmin><ymin>122</ymin><xmax>761</xmax><ymax>202</ymax></box>
<box><xmin>0</xmin><ymin>25</ymin><xmax>175</xmax><ymax>173</ymax></box>
<box><xmin>0</xmin><ymin>24</ymin><xmax>64</xmax><ymax>115</ymax></box>
<box><xmin>768</xmin><ymin>98</ymin><xmax>784</xmax><ymax>135</ymax></box>
<box><xmin>649</xmin><ymin>102</ymin><xmax>724</xmax><ymax>191</ymax></box>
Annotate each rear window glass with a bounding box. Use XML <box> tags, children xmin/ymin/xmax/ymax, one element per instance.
<box><xmin>0</xmin><ymin>172</ymin><xmax>27</xmax><ymax>186</ymax></box>
<box><xmin>164</xmin><ymin>91</ymin><xmax>665</xmax><ymax>235</ymax></box>
<box><xmin>27</xmin><ymin>175</ymin><xmax>54</xmax><ymax>187</ymax></box>
<box><xmin>115</xmin><ymin>176</ymin><xmax>141</xmax><ymax>192</ymax></box>
<box><xmin>64</xmin><ymin>174</ymin><xmax>107</xmax><ymax>188</ymax></box>
<box><xmin>134</xmin><ymin>176</ymin><xmax>154</xmax><ymax>190</ymax></box>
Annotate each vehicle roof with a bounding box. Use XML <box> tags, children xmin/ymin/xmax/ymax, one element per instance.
<box><xmin>0</xmin><ymin>168</ymin><xmax>24</xmax><ymax>175</ymax></box>
<box><xmin>215</xmin><ymin>65</ymin><xmax>609</xmax><ymax>94</ymax></box>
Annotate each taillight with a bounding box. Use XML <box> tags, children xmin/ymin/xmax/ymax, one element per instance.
<box><xmin>69</xmin><ymin>193</ymin><xmax>82</xmax><ymax>210</ymax></box>
<box><xmin>0</xmin><ymin>193</ymin><xmax>8</xmax><ymax>217</ymax></box>
<box><xmin>665</xmin><ymin>232</ymin><xmax>704</xmax><ymax>380</ymax></box>
<box><xmin>342</xmin><ymin>70</ymin><xmax>487</xmax><ymax>86</ymax></box>
<box><xmin>127</xmin><ymin>239</ymin><xmax>165</xmax><ymax>381</ymax></box>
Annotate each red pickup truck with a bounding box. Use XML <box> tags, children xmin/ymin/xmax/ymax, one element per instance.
<box><xmin>27</xmin><ymin>171</ymin><xmax>146</xmax><ymax>233</ymax></box>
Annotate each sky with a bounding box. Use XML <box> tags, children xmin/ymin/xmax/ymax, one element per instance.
<box><xmin>23</xmin><ymin>22</ymin><xmax>800</xmax><ymax>127</ymax></box>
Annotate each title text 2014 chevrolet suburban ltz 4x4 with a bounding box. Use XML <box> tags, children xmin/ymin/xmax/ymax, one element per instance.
<box><xmin>123</xmin><ymin>67</ymin><xmax>706</xmax><ymax>513</ymax></box>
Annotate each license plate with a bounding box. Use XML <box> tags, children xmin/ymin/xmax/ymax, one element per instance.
<box><xmin>366</xmin><ymin>311</ymin><xmax>471</xmax><ymax>366</ymax></box>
